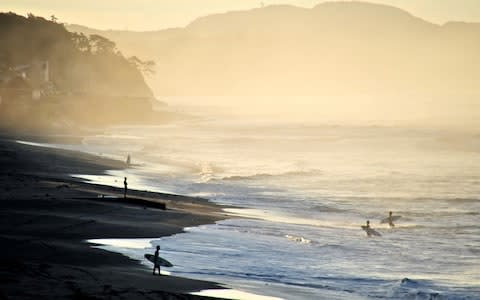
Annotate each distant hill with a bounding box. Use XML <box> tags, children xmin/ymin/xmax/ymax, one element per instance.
<box><xmin>66</xmin><ymin>2</ymin><xmax>480</xmax><ymax>98</ymax></box>
<box><xmin>66</xmin><ymin>2</ymin><xmax>480</xmax><ymax>127</ymax></box>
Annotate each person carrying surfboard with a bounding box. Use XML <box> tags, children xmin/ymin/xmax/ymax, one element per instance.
<box><xmin>387</xmin><ymin>211</ymin><xmax>395</xmax><ymax>227</ymax></box>
<box><xmin>380</xmin><ymin>211</ymin><xmax>401</xmax><ymax>228</ymax></box>
<box><xmin>365</xmin><ymin>220</ymin><xmax>372</xmax><ymax>237</ymax></box>
<box><xmin>362</xmin><ymin>220</ymin><xmax>381</xmax><ymax>237</ymax></box>
<box><xmin>153</xmin><ymin>245</ymin><xmax>161</xmax><ymax>275</ymax></box>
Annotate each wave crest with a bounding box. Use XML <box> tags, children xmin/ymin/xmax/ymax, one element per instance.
<box><xmin>285</xmin><ymin>234</ymin><xmax>312</xmax><ymax>244</ymax></box>
<box><xmin>220</xmin><ymin>169</ymin><xmax>322</xmax><ymax>181</ymax></box>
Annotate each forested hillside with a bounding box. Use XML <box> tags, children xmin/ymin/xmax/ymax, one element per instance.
<box><xmin>0</xmin><ymin>13</ymin><xmax>157</xmax><ymax>132</ymax></box>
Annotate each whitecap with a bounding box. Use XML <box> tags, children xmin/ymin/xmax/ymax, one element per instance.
<box><xmin>285</xmin><ymin>235</ymin><xmax>312</xmax><ymax>244</ymax></box>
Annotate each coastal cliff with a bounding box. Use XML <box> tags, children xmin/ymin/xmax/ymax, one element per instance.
<box><xmin>0</xmin><ymin>13</ymin><xmax>155</xmax><ymax>133</ymax></box>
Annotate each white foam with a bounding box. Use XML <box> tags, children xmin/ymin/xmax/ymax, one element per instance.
<box><xmin>223</xmin><ymin>208</ymin><xmax>359</xmax><ymax>229</ymax></box>
<box><xmin>87</xmin><ymin>238</ymin><xmax>154</xmax><ymax>249</ymax></box>
<box><xmin>224</xmin><ymin>208</ymin><xmax>313</xmax><ymax>225</ymax></box>
<box><xmin>192</xmin><ymin>289</ymin><xmax>284</xmax><ymax>300</ymax></box>
<box><xmin>72</xmin><ymin>170</ymin><xmax>175</xmax><ymax>195</ymax></box>
<box><xmin>16</xmin><ymin>140</ymin><xmax>60</xmax><ymax>148</ymax></box>
<box><xmin>285</xmin><ymin>234</ymin><xmax>311</xmax><ymax>244</ymax></box>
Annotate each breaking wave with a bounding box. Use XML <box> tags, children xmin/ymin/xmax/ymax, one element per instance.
<box><xmin>285</xmin><ymin>235</ymin><xmax>312</xmax><ymax>244</ymax></box>
<box><xmin>219</xmin><ymin>169</ymin><xmax>322</xmax><ymax>182</ymax></box>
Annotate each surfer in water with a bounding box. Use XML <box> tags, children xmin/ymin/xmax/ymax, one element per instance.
<box><xmin>123</xmin><ymin>177</ymin><xmax>128</xmax><ymax>199</ymax></box>
<box><xmin>153</xmin><ymin>245</ymin><xmax>161</xmax><ymax>275</ymax></box>
<box><xmin>365</xmin><ymin>220</ymin><xmax>372</xmax><ymax>237</ymax></box>
<box><xmin>387</xmin><ymin>211</ymin><xmax>395</xmax><ymax>228</ymax></box>
<box><xmin>362</xmin><ymin>220</ymin><xmax>381</xmax><ymax>237</ymax></box>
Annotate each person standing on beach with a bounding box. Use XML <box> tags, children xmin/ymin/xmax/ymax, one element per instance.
<box><xmin>123</xmin><ymin>177</ymin><xmax>128</xmax><ymax>199</ymax></box>
<box><xmin>153</xmin><ymin>245</ymin><xmax>161</xmax><ymax>275</ymax></box>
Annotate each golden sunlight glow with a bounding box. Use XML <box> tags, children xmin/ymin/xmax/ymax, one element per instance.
<box><xmin>2</xmin><ymin>0</ymin><xmax>480</xmax><ymax>30</ymax></box>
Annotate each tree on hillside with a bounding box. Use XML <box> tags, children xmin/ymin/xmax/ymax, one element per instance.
<box><xmin>128</xmin><ymin>56</ymin><xmax>156</xmax><ymax>76</ymax></box>
<box><xmin>0</xmin><ymin>12</ymin><xmax>153</xmax><ymax>98</ymax></box>
<box><xmin>89</xmin><ymin>34</ymin><xmax>116</xmax><ymax>55</ymax></box>
<box><xmin>71</xmin><ymin>32</ymin><xmax>91</xmax><ymax>53</ymax></box>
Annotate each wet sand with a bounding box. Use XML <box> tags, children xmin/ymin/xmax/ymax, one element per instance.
<box><xmin>0</xmin><ymin>138</ymin><xmax>229</xmax><ymax>299</ymax></box>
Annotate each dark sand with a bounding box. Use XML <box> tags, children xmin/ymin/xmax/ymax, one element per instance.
<box><xmin>0</xmin><ymin>138</ymin><xmax>230</xmax><ymax>299</ymax></box>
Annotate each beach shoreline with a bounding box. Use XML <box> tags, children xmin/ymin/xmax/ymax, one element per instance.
<box><xmin>0</xmin><ymin>137</ymin><xmax>231</xmax><ymax>299</ymax></box>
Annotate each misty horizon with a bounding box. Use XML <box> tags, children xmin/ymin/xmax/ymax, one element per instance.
<box><xmin>4</xmin><ymin>0</ymin><xmax>480</xmax><ymax>31</ymax></box>
<box><xmin>61</xmin><ymin>2</ymin><xmax>480</xmax><ymax>129</ymax></box>
<box><xmin>2</xmin><ymin>2</ymin><xmax>480</xmax><ymax>130</ymax></box>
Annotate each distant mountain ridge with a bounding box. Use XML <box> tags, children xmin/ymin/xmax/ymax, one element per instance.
<box><xmin>66</xmin><ymin>1</ymin><xmax>480</xmax><ymax>99</ymax></box>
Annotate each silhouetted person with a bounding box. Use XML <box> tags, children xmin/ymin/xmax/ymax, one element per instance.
<box><xmin>387</xmin><ymin>211</ymin><xmax>395</xmax><ymax>228</ymax></box>
<box><xmin>363</xmin><ymin>219</ymin><xmax>382</xmax><ymax>237</ymax></box>
<box><xmin>153</xmin><ymin>245</ymin><xmax>161</xmax><ymax>275</ymax></box>
<box><xmin>126</xmin><ymin>154</ymin><xmax>131</xmax><ymax>166</ymax></box>
<box><xmin>123</xmin><ymin>177</ymin><xmax>128</xmax><ymax>199</ymax></box>
<box><xmin>365</xmin><ymin>220</ymin><xmax>372</xmax><ymax>237</ymax></box>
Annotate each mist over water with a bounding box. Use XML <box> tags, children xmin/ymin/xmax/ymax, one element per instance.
<box><xmin>4</xmin><ymin>2</ymin><xmax>480</xmax><ymax>298</ymax></box>
<box><xmin>79</xmin><ymin>107</ymin><xmax>480</xmax><ymax>299</ymax></box>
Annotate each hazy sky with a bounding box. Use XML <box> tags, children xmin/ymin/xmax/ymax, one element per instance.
<box><xmin>3</xmin><ymin>0</ymin><xmax>480</xmax><ymax>30</ymax></box>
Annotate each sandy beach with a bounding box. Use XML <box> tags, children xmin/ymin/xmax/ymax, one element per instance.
<box><xmin>0</xmin><ymin>137</ymin><xmax>230</xmax><ymax>299</ymax></box>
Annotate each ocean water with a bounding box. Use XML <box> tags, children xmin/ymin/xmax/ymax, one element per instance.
<box><xmin>66</xmin><ymin>116</ymin><xmax>479</xmax><ymax>299</ymax></box>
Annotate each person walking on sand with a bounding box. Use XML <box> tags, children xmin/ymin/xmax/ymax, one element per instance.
<box><xmin>153</xmin><ymin>245</ymin><xmax>161</xmax><ymax>275</ymax></box>
<box><xmin>123</xmin><ymin>177</ymin><xmax>128</xmax><ymax>199</ymax></box>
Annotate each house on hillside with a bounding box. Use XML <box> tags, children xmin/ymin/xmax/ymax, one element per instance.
<box><xmin>0</xmin><ymin>60</ymin><xmax>53</xmax><ymax>103</ymax></box>
<box><xmin>0</xmin><ymin>76</ymin><xmax>33</xmax><ymax>105</ymax></box>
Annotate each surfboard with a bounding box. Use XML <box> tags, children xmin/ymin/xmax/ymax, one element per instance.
<box><xmin>380</xmin><ymin>215</ymin><xmax>402</xmax><ymax>224</ymax></box>
<box><xmin>361</xmin><ymin>225</ymin><xmax>381</xmax><ymax>237</ymax></box>
<box><xmin>144</xmin><ymin>254</ymin><xmax>174</xmax><ymax>267</ymax></box>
